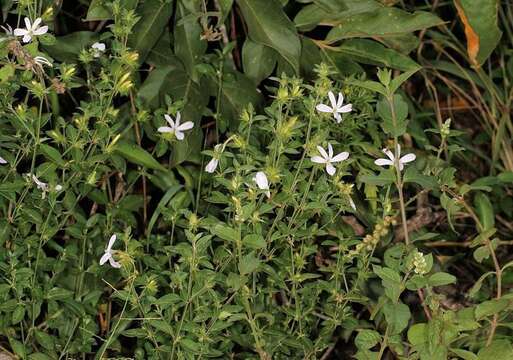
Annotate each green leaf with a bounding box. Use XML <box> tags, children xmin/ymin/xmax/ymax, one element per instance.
<box><xmin>359</xmin><ymin>171</ymin><xmax>395</xmax><ymax>186</ymax></box>
<box><xmin>239</xmin><ymin>251</ymin><xmax>260</xmax><ymax>275</ymax></box>
<box><xmin>174</xmin><ymin>2</ymin><xmax>207</xmax><ymax>82</ymax></box>
<box><xmin>335</xmin><ymin>39</ymin><xmax>421</xmax><ymax>71</ymax></box>
<box><xmin>236</xmin><ymin>0</ymin><xmax>301</xmax><ymax>73</ymax></box>
<box><xmin>242</xmin><ymin>40</ymin><xmax>277</xmax><ymax>84</ymax></box>
<box><xmin>242</xmin><ymin>234</ymin><xmax>266</xmax><ymax>249</ymax></box>
<box><xmin>377</xmin><ymin>94</ymin><xmax>409</xmax><ymax>137</ymax></box>
<box><xmin>475</xmin><ymin>298</ymin><xmax>509</xmax><ymax>320</ymax></box>
<box><xmin>43</xmin><ymin>31</ymin><xmax>99</xmax><ymax>62</ymax></box>
<box><xmin>128</xmin><ymin>0</ymin><xmax>174</xmax><ymax>63</ymax></box>
<box><xmin>474</xmin><ymin>192</ymin><xmax>495</xmax><ymax>231</ymax></box>
<box><xmin>454</xmin><ymin>0</ymin><xmax>502</xmax><ymax>66</ymax></box>
<box><xmin>451</xmin><ymin>348</ymin><xmax>478</xmax><ymax>360</ymax></box>
<box><xmin>146</xmin><ymin>185</ymin><xmax>182</xmax><ymax>236</ymax></box>
<box><xmin>212</xmin><ymin>224</ymin><xmax>240</xmax><ymax>243</ymax></box>
<box><xmin>326</xmin><ymin>8</ymin><xmax>443</xmax><ymax>42</ymax></box>
<box><xmin>403</xmin><ymin>167</ymin><xmax>437</xmax><ymax>189</ymax></box>
<box><xmin>39</xmin><ymin>144</ymin><xmax>65</xmax><ymax>167</ymax></box>
<box><xmin>407</xmin><ymin>323</ymin><xmax>427</xmax><ymax>345</ymax></box>
<box><xmin>294</xmin><ymin>0</ymin><xmax>382</xmax><ymax>31</ymax></box>
<box><xmin>355</xmin><ymin>329</ymin><xmax>381</xmax><ymax>350</ymax></box>
<box><xmin>428</xmin><ymin>272</ymin><xmax>456</xmax><ymax>287</ymax></box>
<box><xmin>383</xmin><ymin>301</ymin><xmax>411</xmax><ymax>335</ymax></box>
<box><xmin>34</xmin><ymin>329</ymin><xmax>55</xmax><ymax>351</ymax></box>
<box><xmin>114</xmin><ymin>141</ymin><xmax>167</xmax><ymax>172</ymax></box>
<box><xmin>477</xmin><ymin>340</ymin><xmax>513</xmax><ymax>360</ymax></box>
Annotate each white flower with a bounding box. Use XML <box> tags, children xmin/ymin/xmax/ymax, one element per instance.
<box><xmin>91</xmin><ymin>42</ymin><xmax>106</xmax><ymax>57</ymax></box>
<box><xmin>253</xmin><ymin>171</ymin><xmax>270</xmax><ymax>198</ymax></box>
<box><xmin>99</xmin><ymin>234</ymin><xmax>121</xmax><ymax>268</ymax></box>
<box><xmin>34</xmin><ymin>56</ymin><xmax>52</xmax><ymax>67</ymax></box>
<box><xmin>374</xmin><ymin>144</ymin><xmax>416</xmax><ymax>171</ymax></box>
<box><xmin>316</xmin><ymin>91</ymin><xmax>352</xmax><ymax>123</ymax></box>
<box><xmin>0</xmin><ymin>156</ymin><xmax>6</xmax><ymax>164</ymax></box>
<box><xmin>13</xmin><ymin>17</ymin><xmax>48</xmax><ymax>43</ymax></box>
<box><xmin>158</xmin><ymin>112</ymin><xmax>194</xmax><ymax>141</ymax></box>
<box><xmin>349</xmin><ymin>197</ymin><xmax>356</xmax><ymax>211</ymax></box>
<box><xmin>1</xmin><ymin>24</ymin><xmax>13</xmax><ymax>39</ymax></box>
<box><xmin>205</xmin><ymin>144</ymin><xmax>222</xmax><ymax>173</ymax></box>
<box><xmin>205</xmin><ymin>158</ymin><xmax>219</xmax><ymax>173</ymax></box>
<box><xmin>311</xmin><ymin>143</ymin><xmax>349</xmax><ymax>176</ymax></box>
<box><xmin>29</xmin><ymin>174</ymin><xmax>62</xmax><ymax>198</ymax></box>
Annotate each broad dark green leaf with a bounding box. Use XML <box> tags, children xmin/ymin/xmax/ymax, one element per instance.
<box><xmin>454</xmin><ymin>0</ymin><xmax>502</xmax><ymax>66</ymax></box>
<box><xmin>174</xmin><ymin>2</ymin><xmax>207</xmax><ymax>82</ymax></box>
<box><xmin>294</xmin><ymin>0</ymin><xmax>382</xmax><ymax>31</ymax></box>
<box><xmin>236</xmin><ymin>0</ymin><xmax>301</xmax><ymax>73</ymax></box>
<box><xmin>114</xmin><ymin>141</ymin><xmax>167</xmax><ymax>171</ymax></box>
<box><xmin>242</xmin><ymin>39</ymin><xmax>277</xmax><ymax>84</ymax></box>
<box><xmin>43</xmin><ymin>32</ymin><xmax>99</xmax><ymax>62</ymax></box>
<box><xmin>326</xmin><ymin>8</ymin><xmax>443</xmax><ymax>42</ymax></box>
<box><xmin>128</xmin><ymin>0</ymin><xmax>174</xmax><ymax>63</ymax></box>
<box><xmin>334</xmin><ymin>39</ymin><xmax>421</xmax><ymax>71</ymax></box>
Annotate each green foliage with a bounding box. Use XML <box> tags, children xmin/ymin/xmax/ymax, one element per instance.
<box><xmin>0</xmin><ymin>0</ymin><xmax>512</xmax><ymax>359</ymax></box>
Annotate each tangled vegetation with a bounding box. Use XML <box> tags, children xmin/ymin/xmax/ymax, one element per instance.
<box><xmin>1</xmin><ymin>0</ymin><xmax>513</xmax><ymax>359</ymax></box>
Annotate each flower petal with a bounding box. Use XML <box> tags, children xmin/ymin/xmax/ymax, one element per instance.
<box><xmin>327</xmin><ymin>143</ymin><xmax>333</xmax><ymax>158</ymax></box>
<box><xmin>109</xmin><ymin>256</ymin><xmax>122</xmax><ymax>268</ymax></box>
<box><xmin>164</xmin><ymin>114</ymin><xmax>174</xmax><ymax>127</ymax></box>
<box><xmin>0</xmin><ymin>156</ymin><xmax>6</xmax><ymax>164</ymax></box>
<box><xmin>253</xmin><ymin>171</ymin><xmax>269</xmax><ymax>190</ymax></box>
<box><xmin>316</xmin><ymin>104</ymin><xmax>332</xmax><ymax>113</ymax></box>
<box><xmin>331</xmin><ymin>151</ymin><xmax>349</xmax><ymax>162</ymax></box>
<box><xmin>99</xmin><ymin>252</ymin><xmax>110</xmax><ymax>266</ymax></box>
<box><xmin>328</xmin><ymin>91</ymin><xmax>337</xmax><ymax>108</ymax></box>
<box><xmin>326</xmin><ymin>163</ymin><xmax>336</xmax><ymax>176</ymax></box>
<box><xmin>32</xmin><ymin>18</ymin><xmax>42</xmax><ymax>29</ymax></box>
<box><xmin>317</xmin><ymin>145</ymin><xmax>329</xmax><ymax>160</ymax></box>
<box><xmin>374</xmin><ymin>158</ymin><xmax>394</xmax><ymax>167</ymax></box>
<box><xmin>13</xmin><ymin>28</ymin><xmax>28</xmax><ymax>36</ymax></box>
<box><xmin>337</xmin><ymin>104</ymin><xmax>352</xmax><ymax>113</ymax></box>
<box><xmin>382</xmin><ymin>148</ymin><xmax>395</xmax><ymax>161</ymax></box>
<box><xmin>336</xmin><ymin>92</ymin><xmax>344</xmax><ymax>108</ymax></box>
<box><xmin>22</xmin><ymin>34</ymin><xmax>32</xmax><ymax>43</ymax></box>
<box><xmin>205</xmin><ymin>158</ymin><xmax>218</xmax><ymax>173</ymax></box>
<box><xmin>334</xmin><ymin>112</ymin><xmax>342</xmax><ymax>123</ymax></box>
<box><xmin>400</xmin><ymin>153</ymin><xmax>416</xmax><ymax>164</ymax></box>
<box><xmin>175</xmin><ymin>131</ymin><xmax>185</xmax><ymax>140</ymax></box>
<box><xmin>177</xmin><ymin>121</ymin><xmax>194</xmax><ymax>131</ymax></box>
<box><xmin>24</xmin><ymin>17</ymin><xmax>31</xmax><ymax>30</ymax></box>
<box><xmin>33</xmin><ymin>25</ymin><xmax>48</xmax><ymax>35</ymax></box>
<box><xmin>107</xmin><ymin>234</ymin><xmax>117</xmax><ymax>251</ymax></box>
<box><xmin>158</xmin><ymin>126</ymin><xmax>173</xmax><ymax>133</ymax></box>
<box><xmin>311</xmin><ymin>156</ymin><xmax>327</xmax><ymax>164</ymax></box>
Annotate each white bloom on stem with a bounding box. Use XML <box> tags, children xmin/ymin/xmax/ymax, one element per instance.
<box><xmin>13</xmin><ymin>17</ymin><xmax>48</xmax><ymax>43</ymax></box>
<box><xmin>205</xmin><ymin>158</ymin><xmax>219</xmax><ymax>173</ymax></box>
<box><xmin>205</xmin><ymin>144</ymin><xmax>222</xmax><ymax>173</ymax></box>
<box><xmin>1</xmin><ymin>24</ymin><xmax>13</xmax><ymax>36</ymax></box>
<box><xmin>349</xmin><ymin>197</ymin><xmax>356</xmax><ymax>211</ymax></box>
<box><xmin>158</xmin><ymin>112</ymin><xmax>194</xmax><ymax>141</ymax></box>
<box><xmin>311</xmin><ymin>143</ymin><xmax>349</xmax><ymax>176</ymax></box>
<box><xmin>253</xmin><ymin>171</ymin><xmax>270</xmax><ymax>198</ymax></box>
<box><xmin>374</xmin><ymin>144</ymin><xmax>416</xmax><ymax>171</ymax></box>
<box><xmin>29</xmin><ymin>174</ymin><xmax>62</xmax><ymax>198</ymax></box>
<box><xmin>34</xmin><ymin>56</ymin><xmax>52</xmax><ymax>67</ymax></box>
<box><xmin>91</xmin><ymin>42</ymin><xmax>106</xmax><ymax>57</ymax></box>
<box><xmin>99</xmin><ymin>234</ymin><xmax>121</xmax><ymax>268</ymax></box>
<box><xmin>316</xmin><ymin>91</ymin><xmax>352</xmax><ymax>123</ymax></box>
<box><xmin>0</xmin><ymin>156</ymin><xmax>6</xmax><ymax>164</ymax></box>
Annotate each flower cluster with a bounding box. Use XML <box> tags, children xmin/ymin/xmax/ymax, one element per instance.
<box><xmin>410</xmin><ymin>250</ymin><xmax>428</xmax><ymax>275</ymax></box>
<box><xmin>349</xmin><ymin>216</ymin><xmax>396</xmax><ymax>256</ymax></box>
